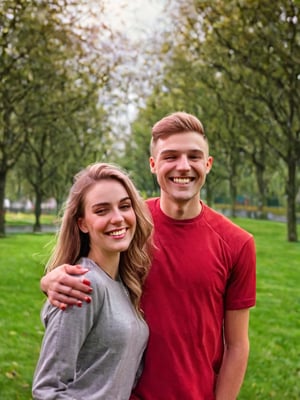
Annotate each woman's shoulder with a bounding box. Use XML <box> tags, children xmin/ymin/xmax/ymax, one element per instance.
<box><xmin>76</xmin><ymin>257</ymin><xmax>110</xmax><ymax>301</ymax></box>
<box><xmin>78</xmin><ymin>257</ymin><xmax>105</xmax><ymax>280</ymax></box>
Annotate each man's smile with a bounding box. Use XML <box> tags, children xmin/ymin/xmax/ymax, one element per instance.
<box><xmin>171</xmin><ymin>177</ymin><xmax>195</xmax><ymax>184</ymax></box>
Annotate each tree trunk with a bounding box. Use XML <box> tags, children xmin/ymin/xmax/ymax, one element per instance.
<box><xmin>255</xmin><ymin>162</ymin><xmax>267</xmax><ymax>218</ymax></box>
<box><xmin>205</xmin><ymin>177</ymin><xmax>213</xmax><ymax>207</ymax></box>
<box><xmin>229</xmin><ymin>164</ymin><xmax>237</xmax><ymax>218</ymax></box>
<box><xmin>286</xmin><ymin>161</ymin><xmax>298</xmax><ymax>242</ymax></box>
<box><xmin>33</xmin><ymin>190</ymin><xmax>42</xmax><ymax>232</ymax></box>
<box><xmin>0</xmin><ymin>170</ymin><xmax>7</xmax><ymax>237</ymax></box>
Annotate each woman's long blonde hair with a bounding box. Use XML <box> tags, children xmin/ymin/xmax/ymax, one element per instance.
<box><xmin>46</xmin><ymin>162</ymin><xmax>153</xmax><ymax>316</ymax></box>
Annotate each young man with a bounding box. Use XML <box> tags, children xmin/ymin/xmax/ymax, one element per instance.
<box><xmin>41</xmin><ymin>112</ymin><xmax>256</xmax><ymax>399</ymax></box>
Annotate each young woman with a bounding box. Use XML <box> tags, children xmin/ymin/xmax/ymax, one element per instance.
<box><xmin>32</xmin><ymin>162</ymin><xmax>153</xmax><ymax>400</ymax></box>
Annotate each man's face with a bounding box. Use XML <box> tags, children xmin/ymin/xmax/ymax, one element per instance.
<box><xmin>149</xmin><ymin>131</ymin><xmax>213</xmax><ymax>205</ymax></box>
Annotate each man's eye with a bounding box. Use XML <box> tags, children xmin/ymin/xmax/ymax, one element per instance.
<box><xmin>164</xmin><ymin>156</ymin><xmax>176</xmax><ymax>160</ymax></box>
<box><xmin>190</xmin><ymin>154</ymin><xmax>203</xmax><ymax>160</ymax></box>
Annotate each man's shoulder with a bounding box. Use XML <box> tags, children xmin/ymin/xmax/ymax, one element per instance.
<box><xmin>145</xmin><ymin>197</ymin><xmax>159</xmax><ymax>204</ymax></box>
<box><xmin>145</xmin><ymin>197</ymin><xmax>159</xmax><ymax>213</ymax></box>
<box><xmin>203</xmin><ymin>204</ymin><xmax>252</xmax><ymax>241</ymax></box>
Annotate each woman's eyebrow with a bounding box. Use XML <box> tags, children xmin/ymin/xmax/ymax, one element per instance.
<box><xmin>91</xmin><ymin>197</ymin><xmax>131</xmax><ymax>208</ymax></box>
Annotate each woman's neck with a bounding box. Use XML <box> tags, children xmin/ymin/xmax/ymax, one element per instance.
<box><xmin>88</xmin><ymin>250</ymin><xmax>120</xmax><ymax>280</ymax></box>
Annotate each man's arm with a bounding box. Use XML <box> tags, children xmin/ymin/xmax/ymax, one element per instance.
<box><xmin>215</xmin><ymin>308</ymin><xmax>250</xmax><ymax>400</ymax></box>
<box><xmin>40</xmin><ymin>264</ymin><xmax>93</xmax><ymax>310</ymax></box>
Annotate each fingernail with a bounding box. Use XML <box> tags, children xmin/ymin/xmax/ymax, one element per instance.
<box><xmin>77</xmin><ymin>266</ymin><xmax>88</xmax><ymax>271</ymax></box>
<box><xmin>82</xmin><ymin>279</ymin><xmax>91</xmax><ymax>286</ymax></box>
<box><xmin>85</xmin><ymin>297</ymin><xmax>91</xmax><ymax>304</ymax></box>
<box><xmin>61</xmin><ymin>304</ymin><xmax>66</xmax><ymax>311</ymax></box>
<box><xmin>77</xmin><ymin>301</ymin><xmax>82</xmax><ymax>308</ymax></box>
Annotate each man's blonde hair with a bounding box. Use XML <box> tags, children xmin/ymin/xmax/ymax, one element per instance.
<box><xmin>150</xmin><ymin>112</ymin><xmax>207</xmax><ymax>155</ymax></box>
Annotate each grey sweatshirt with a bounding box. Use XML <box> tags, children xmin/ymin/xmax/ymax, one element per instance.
<box><xmin>32</xmin><ymin>257</ymin><xmax>149</xmax><ymax>400</ymax></box>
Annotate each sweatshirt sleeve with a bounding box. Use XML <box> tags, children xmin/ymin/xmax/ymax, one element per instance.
<box><xmin>32</xmin><ymin>269</ymin><xmax>103</xmax><ymax>399</ymax></box>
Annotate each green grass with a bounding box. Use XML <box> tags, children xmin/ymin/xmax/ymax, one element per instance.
<box><xmin>5</xmin><ymin>212</ymin><xmax>57</xmax><ymax>227</ymax></box>
<box><xmin>0</xmin><ymin>234</ymin><xmax>52</xmax><ymax>400</ymax></box>
<box><xmin>234</xmin><ymin>218</ymin><xmax>300</xmax><ymax>399</ymax></box>
<box><xmin>0</xmin><ymin>218</ymin><xmax>299</xmax><ymax>399</ymax></box>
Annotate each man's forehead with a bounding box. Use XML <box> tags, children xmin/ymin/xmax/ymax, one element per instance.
<box><xmin>155</xmin><ymin>132</ymin><xmax>208</xmax><ymax>150</ymax></box>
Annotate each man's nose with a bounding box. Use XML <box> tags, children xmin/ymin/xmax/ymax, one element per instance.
<box><xmin>177</xmin><ymin>155</ymin><xmax>191</xmax><ymax>170</ymax></box>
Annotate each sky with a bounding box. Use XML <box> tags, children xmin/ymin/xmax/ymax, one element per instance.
<box><xmin>104</xmin><ymin>0</ymin><xmax>167</xmax><ymax>40</ymax></box>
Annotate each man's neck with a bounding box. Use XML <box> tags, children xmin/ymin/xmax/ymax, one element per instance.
<box><xmin>160</xmin><ymin>196</ymin><xmax>202</xmax><ymax>220</ymax></box>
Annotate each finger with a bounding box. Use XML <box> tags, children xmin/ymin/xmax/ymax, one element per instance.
<box><xmin>68</xmin><ymin>288</ymin><xmax>92</xmax><ymax>303</ymax></box>
<box><xmin>48</xmin><ymin>289</ymin><xmax>88</xmax><ymax>307</ymax></box>
<box><xmin>82</xmin><ymin>277</ymin><xmax>92</xmax><ymax>287</ymax></box>
<box><xmin>63</xmin><ymin>285</ymin><xmax>92</xmax><ymax>303</ymax></box>
<box><xmin>59</xmin><ymin>275</ymin><xmax>93</xmax><ymax>295</ymax></box>
<box><xmin>51</xmin><ymin>299</ymin><xmax>68</xmax><ymax>311</ymax></box>
<box><xmin>64</xmin><ymin>264</ymin><xmax>89</xmax><ymax>275</ymax></box>
<box><xmin>50</xmin><ymin>284</ymin><xmax>92</xmax><ymax>303</ymax></box>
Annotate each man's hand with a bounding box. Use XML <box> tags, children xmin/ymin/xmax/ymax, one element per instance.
<box><xmin>40</xmin><ymin>264</ymin><xmax>93</xmax><ymax>310</ymax></box>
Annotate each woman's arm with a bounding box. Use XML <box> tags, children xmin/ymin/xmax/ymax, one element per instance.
<box><xmin>40</xmin><ymin>264</ymin><xmax>93</xmax><ymax>309</ymax></box>
<box><xmin>32</xmin><ymin>301</ymin><xmax>92</xmax><ymax>399</ymax></box>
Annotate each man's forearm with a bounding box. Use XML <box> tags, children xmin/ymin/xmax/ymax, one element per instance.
<box><xmin>215</xmin><ymin>343</ymin><xmax>249</xmax><ymax>400</ymax></box>
<box><xmin>40</xmin><ymin>274</ymin><xmax>49</xmax><ymax>295</ymax></box>
<box><xmin>39</xmin><ymin>264</ymin><xmax>92</xmax><ymax>309</ymax></box>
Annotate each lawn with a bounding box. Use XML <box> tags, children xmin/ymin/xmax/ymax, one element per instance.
<box><xmin>0</xmin><ymin>234</ymin><xmax>53</xmax><ymax>399</ymax></box>
<box><xmin>5</xmin><ymin>212</ymin><xmax>57</xmax><ymax>227</ymax></box>
<box><xmin>236</xmin><ymin>218</ymin><xmax>300</xmax><ymax>399</ymax></box>
<box><xmin>0</xmin><ymin>218</ymin><xmax>299</xmax><ymax>399</ymax></box>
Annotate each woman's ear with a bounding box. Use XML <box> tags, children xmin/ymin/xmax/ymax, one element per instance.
<box><xmin>78</xmin><ymin>218</ymin><xmax>88</xmax><ymax>233</ymax></box>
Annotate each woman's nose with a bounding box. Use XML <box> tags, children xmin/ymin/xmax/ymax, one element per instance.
<box><xmin>110</xmin><ymin>209</ymin><xmax>124</xmax><ymax>223</ymax></box>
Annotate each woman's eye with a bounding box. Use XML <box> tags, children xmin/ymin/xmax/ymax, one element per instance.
<box><xmin>96</xmin><ymin>209</ymin><xmax>107</xmax><ymax>215</ymax></box>
<box><xmin>120</xmin><ymin>203</ymin><xmax>131</xmax><ymax>210</ymax></box>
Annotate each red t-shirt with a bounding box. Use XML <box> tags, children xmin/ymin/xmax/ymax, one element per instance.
<box><xmin>131</xmin><ymin>199</ymin><xmax>256</xmax><ymax>400</ymax></box>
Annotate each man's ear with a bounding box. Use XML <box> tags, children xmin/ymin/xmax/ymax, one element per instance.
<box><xmin>78</xmin><ymin>218</ymin><xmax>88</xmax><ymax>233</ymax></box>
<box><xmin>149</xmin><ymin>156</ymin><xmax>156</xmax><ymax>173</ymax></box>
<box><xmin>206</xmin><ymin>156</ymin><xmax>214</xmax><ymax>174</ymax></box>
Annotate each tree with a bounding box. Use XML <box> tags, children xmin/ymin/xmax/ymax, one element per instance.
<box><xmin>0</xmin><ymin>0</ymin><xmax>114</xmax><ymax>235</ymax></box>
<box><xmin>144</xmin><ymin>0</ymin><xmax>299</xmax><ymax>241</ymax></box>
<box><xmin>192</xmin><ymin>0</ymin><xmax>300</xmax><ymax>241</ymax></box>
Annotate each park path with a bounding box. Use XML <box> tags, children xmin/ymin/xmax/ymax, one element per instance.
<box><xmin>6</xmin><ymin>225</ymin><xmax>57</xmax><ymax>234</ymax></box>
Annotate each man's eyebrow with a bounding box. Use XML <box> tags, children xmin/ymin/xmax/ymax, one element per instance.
<box><xmin>160</xmin><ymin>149</ymin><xmax>204</xmax><ymax>155</ymax></box>
<box><xmin>160</xmin><ymin>149</ymin><xmax>178</xmax><ymax>154</ymax></box>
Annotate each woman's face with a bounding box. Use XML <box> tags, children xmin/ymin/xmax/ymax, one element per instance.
<box><xmin>78</xmin><ymin>179</ymin><xmax>136</xmax><ymax>259</ymax></box>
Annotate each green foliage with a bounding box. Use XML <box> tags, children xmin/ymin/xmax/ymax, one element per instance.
<box><xmin>0</xmin><ymin>219</ymin><xmax>299</xmax><ymax>398</ymax></box>
<box><xmin>120</xmin><ymin>109</ymin><xmax>160</xmax><ymax>196</ymax></box>
<box><xmin>1</xmin><ymin>0</ymin><xmax>299</xmax><ymax>242</ymax></box>
<box><xmin>126</xmin><ymin>0</ymin><xmax>299</xmax><ymax>241</ymax></box>
<box><xmin>0</xmin><ymin>0</ymin><xmax>113</xmax><ymax>235</ymax></box>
